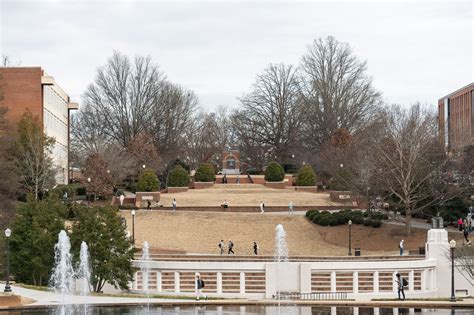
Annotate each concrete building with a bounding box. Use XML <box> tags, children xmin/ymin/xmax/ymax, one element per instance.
<box><xmin>438</xmin><ymin>83</ymin><xmax>474</xmax><ymax>152</ymax></box>
<box><xmin>0</xmin><ymin>67</ymin><xmax>78</xmax><ymax>184</ymax></box>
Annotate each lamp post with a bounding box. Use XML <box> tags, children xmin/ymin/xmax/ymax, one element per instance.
<box><xmin>450</xmin><ymin>239</ymin><xmax>456</xmax><ymax>302</ymax></box>
<box><xmin>131</xmin><ymin>210</ymin><xmax>136</xmax><ymax>244</ymax></box>
<box><xmin>367</xmin><ymin>187</ymin><xmax>371</xmax><ymax>213</ymax></box>
<box><xmin>348</xmin><ymin>220</ymin><xmax>352</xmax><ymax>256</ymax></box>
<box><xmin>87</xmin><ymin>177</ymin><xmax>92</xmax><ymax>206</ymax></box>
<box><xmin>4</xmin><ymin>228</ymin><xmax>11</xmax><ymax>293</ymax></box>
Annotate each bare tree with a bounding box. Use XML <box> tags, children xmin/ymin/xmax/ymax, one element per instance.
<box><xmin>1</xmin><ymin>55</ymin><xmax>21</xmax><ymax>67</ymax></box>
<box><xmin>82</xmin><ymin>153</ymin><xmax>114</xmax><ymax>198</ymax></box>
<box><xmin>372</xmin><ymin>103</ymin><xmax>462</xmax><ymax>235</ymax></box>
<box><xmin>234</xmin><ymin>63</ymin><xmax>304</xmax><ymax>166</ymax></box>
<box><xmin>82</xmin><ymin>51</ymin><xmax>165</xmax><ymax>147</ymax></box>
<box><xmin>12</xmin><ymin>112</ymin><xmax>56</xmax><ymax>200</ymax></box>
<box><xmin>455</xmin><ymin>246</ymin><xmax>474</xmax><ymax>286</ymax></box>
<box><xmin>300</xmin><ymin>36</ymin><xmax>382</xmax><ymax>150</ymax></box>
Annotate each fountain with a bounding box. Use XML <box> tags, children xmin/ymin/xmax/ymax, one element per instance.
<box><xmin>49</xmin><ymin>230</ymin><xmax>75</xmax><ymax>314</ymax></box>
<box><xmin>141</xmin><ymin>241</ymin><xmax>150</xmax><ymax>314</ymax></box>
<box><xmin>77</xmin><ymin>241</ymin><xmax>91</xmax><ymax>296</ymax></box>
<box><xmin>275</xmin><ymin>224</ymin><xmax>289</xmax><ymax>262</ymax></box>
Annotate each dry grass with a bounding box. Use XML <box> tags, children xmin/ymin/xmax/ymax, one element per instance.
<box><xmin>120</xmin><ymin>211</ymin><xmax>458</xmax><ymax>256</ymax></box>
<box><xmin>160</xmin><ymin>184</ymin><xmax>347</xmax><ymax>207</ymax></box>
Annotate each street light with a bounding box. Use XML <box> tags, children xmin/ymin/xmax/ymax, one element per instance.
<box><xmin>340</xmin><ymin>163</ymin><xmax>344</xmax><ymax>168</ymax></box>
<box><xmin>87</xmin><ymin>177</ymin><xmax>91</xmax><ymax>206</ymax></box>
<box><xmin>131</xmin><ymin>210</ymin><xmax>136</xmax><ymax>244</ymax></box>
<box><xmin>348</xmin><ymin>220</ymin><xmax>352</xmax><ymax>256</ymax></box>
<box><xmin>4</xmin><ymin>228</ymin><xmax>12</xmax><ymax>293</ymax></box>
<box><xmin>367</xmin><ymin>187</ymin><xmax>371</xmax><ymax>213</ymax></box>
<box><xmin>142</xmin><ymin>164</ymin><xmax>146</xmax><ymax>169</ymax></box>
<box><xmin>450</xmin><ymin>239</ymin><xmax>456</xmax><ymax>302</ymax></box>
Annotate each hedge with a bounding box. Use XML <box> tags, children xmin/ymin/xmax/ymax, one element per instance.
<box><xmin>306</xmin><ymin>209</ymin><xmax>386</xmax><ymax>228</ymax></box>
<box><xmin>264</xmin><ymin>161</ymin><xmax>285</xmax><ymax>182</ymax></box>
<box><xmin>296</xmin><ymin>165</ymin><xmax>316</xmax><ymax>186</ymax></box>
<box><xmin>168</xmin><ymin>165</ymin><xmax>190</xmax><ymax>187</ymax></box>
<box><xmin>194</xmin><ymin>163</ymin><xmax>216</xmax><ymax>182</ymax></box>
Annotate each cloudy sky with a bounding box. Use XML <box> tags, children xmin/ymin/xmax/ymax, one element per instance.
<box><xmin>1</xmin><ymin>0</ymin><xmax>472</xmax><ymax>111</ymax></box>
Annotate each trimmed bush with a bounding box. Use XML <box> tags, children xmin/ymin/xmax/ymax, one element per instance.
<box><xmin>168</xmin><ymin>165</ymin><xmax>190</xmax><ymax>187</ymax></box>
<box><xmin>306</xmin><ymin>210</ymin><xmax>318</xmax><ymax>217</ymax></box>
<box><xmin>308</xmin><ymin>211</ymin><xmax>320</xmax><ymax>220</ymax></box>
<box><xmin>194</xmin><ymin>163</ymin><xmax>216</xmax><ymax>182</ymax></box>
<box><xmin>383</xmin><ymin>214</ymin><xmax>389</xmax><ymax>220</ymax></box>
<box><xmin>372</xmin><ymin>220</ymin><xmax>382</xmax><ymax>228</ymax></box>
<box><xmin>264</xmin><ymin>161</ymin><xmax>285</xmax><ymax>182</ymax></box>
<box><xmin>352</xmin><ymin>216</ymin><xmax>364</xmax><ymax>224</ymax></box>
<box><xmin>329</xmin><ymin>217</ymin><xmax>339</xmax><ymax>226</ymax></box>
<box><xmin>137</xmin><ymin>169</ymin><xmax>160</xmax><ymax>192</ymax></box>
<box><xmin>296</xmin><ymin>165</ymin><xmax>316</xmax><ymax>186</ymax></box>
<box><xmin>364</xmin><ymin>219</ymin><xmax>373</xmax><ymax>226</ymax></box>
<box><xmin>318</xmin><ymin>216</ymin><xmax>331</xmax><ymax>226</ymax></box>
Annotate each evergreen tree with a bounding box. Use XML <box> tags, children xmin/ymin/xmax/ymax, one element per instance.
<box><xmin>264</xmin><ymin>161</ymin><xmax>285</xmax><ymax>182</ymax></box>
<box><xmin>194</xmin><ymin>163</ymin><xmax>216</xmax><ymax>182</ymax></box>
<box><xmin>296</xmin><ymin>165</ymin><xmax>317</xmax><ymax>186</ymax></box>
<box><xmin>137</xmin><ymin>169</ymin><xmax>159</xmax><ymax>192</ymax></box>
<box><xmin>10</xmin><ymin>197</ymin><xmax>65</xmax><ymax>286</ymax></box>
<box><xmin>70</xmin><ymin>205</ymin><xmax>137</xmax><ymax>292</ymax></box>
<box><xmin>168</xmin><ymin>165</ymin><xmax>190</xmax><ymax>187</ymax></box>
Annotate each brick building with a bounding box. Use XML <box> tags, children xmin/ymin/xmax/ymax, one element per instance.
<box><xmin>0</xmin><ymin>67</ymin><xmax>78</xmax><ymax>184</ymax></box>
<box><xmin>438</xmin><ymin>83</ymin><xmax>474</xmax><ymax>152</ymax></box>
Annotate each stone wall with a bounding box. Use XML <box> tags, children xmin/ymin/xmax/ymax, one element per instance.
<box><xmin>194</xmin><ymin>182</ymin><xmax>214</xmax><ymax>189</ymax></box>
<box><xmin>167</xmin><ymin>187</ymin><xmax>189</xmax><ymax>193</ymax></box>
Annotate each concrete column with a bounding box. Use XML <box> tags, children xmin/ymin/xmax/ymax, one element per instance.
<box><xmin>409</xmin><ymin>308</ymin><xmax>415</xmax><ymax>315</ymax></box>
<box><xmin>374</xmin><ymin>308</ymin><xmax>380</xmax><ymax>315</ymax></box>
<box><xmin>216</xmin><ymin>306</ymin><xmax>223</xmax><ymax>315</ymax></box>
<box><xmin>240</xmin><ymin>272</ymin><xmax>246</xmax><ymax>294</ymax></box>
<box><xmin>392</xmin><ymin>271</ymin><xmax>398</xmax><ymax>293</ymax></box>
<box><xmin>353</xmin><ymin>307</ymin><xmax>359</xmax><ymax>315</ymax></box>
<box><xmin>300</xmin><ymin>263</ymin><xmax>312</xmax><ymax>294</ymax></box>
<box><xmin>393</xmin><ymin>308</ymin><xmax>399</xmax><ymax>315</ymax></box>
<box><xmin>239</xmin><ymin>306</ymin><xmax>245</xmax><ymax>315</ymax></box>
<box><xmin>353</xmin><ymin>271</ymin><xmax>359</xmax><ymax>294</ymax></box>
<box><xmin>142</xmin><ymin>270</ymin><xmax>149</xmax><ymax>292</ymax></box>
<box><xmin>133</xmin><ymin>272</ymin><xmax>138</xmax><ymax>290</ymax></box>
<box><xmin>156</xmin><ymin>271</ymin><xmax>162</xmax><ymax>292</ymax></box>
<box><xmin>373</xmin><ymin>271</ymin><xmax>379</xmax><ymax>293</ymax></box>
<box><xmin>421</xmin><ymin>269</ymin><xmax>427</xmax><ymax>291</ymax></box>
<box><xmin>174</xmin><ymin>271</ymin><xmax>180</xmax><ymax>293</ymax></box>
<box><xmin>331</xmin><ymin>307</ymin><xmax>337</xmax><ymax>315</ymax></box>
<box><xmin>408</xmin><ymin>270</ymin><xmax>414</xmax><ymax>292</ymax></box>
<box><xmin>217</xmin><ymin>272</ymin><xmax>223</xmax><ymax>294</ymax></box>
<box><xmin>330</xmin><ymin>271</ymin><xmax>336</xmax><ymax>292</ymax></box>
<box><xmin>431</xmin><ymin>268</ymin><xmax>436</xmax><ymax>290</ymax></box>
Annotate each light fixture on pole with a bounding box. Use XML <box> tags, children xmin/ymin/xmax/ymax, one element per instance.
<box><xmin>348</xmin><ymin>220</ymin><xmax>352</xmax><ymax>256</ymax></box>
<box><xmin>131</xmin><ymin>210</ymin><xmax>136</xmax><ymax>244</ymax></box>
<box><xmin>449</xmin><ymin>239</ymin><xmax>456</xmax><ymax>302</ymax></box>
<box><xmin>87</xmin><ymin>177</ymin><xmax>91</xmax><ymax>206</ymax></box>
<box><xmin>367</xmin><ymin>187</ymin><xmax>371</xmax><ymax>213</ymax></box>
<box><xmin>142</xmin><ymin>164</ymin><xmax>146</xmax><ymax>169</ymax></box>
<box><xmin>4</xmin><ymin>228</ymin><xmax>12</xmax><ymax>293</ymax></box>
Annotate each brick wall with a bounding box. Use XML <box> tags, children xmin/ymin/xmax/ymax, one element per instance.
<box><xmin>0</xmin><ymin>67</ymin><xmax>44</xmax><ymax>125</ymax></box>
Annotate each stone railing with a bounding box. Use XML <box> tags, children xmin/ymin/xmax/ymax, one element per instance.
<box><xmin>130</xmin><ymin>256</ymin><xmax>437</xmax><ymax>299</ymax></box>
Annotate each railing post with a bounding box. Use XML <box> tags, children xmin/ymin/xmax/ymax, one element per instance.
<box><xmin>174</xmin><ymin>271</ymin><xmax>180</xmax><ymax>293</ymax></box>
<box><xmin>373</xmin><ymin>271</ymin><xmax>379</xmax><ymax>293</ymax></box>
<box><xmin>421</xmin><ymin>269</ymin><xmax>427</xmax><ymax>291</ymax></box>
<box><xmin>353</xmin><ymin>271</ymin><xmax>359</xmax><ymax>294</ymax></box>
<box><xmin>156</xmin><ymin>271</ymin><xmax>162</xmax><ymax>292</ymax></box>
<box><xmin>217</xmin><ymin>272</ymin><xmax>223</xmax><ymax>294</ymax></box>
<box><xmin>408</xmin><ymin>270</ymin><xmax>414</xmax><ymax>292</ymax></box>
<box><xmin>133</xmin><ymin>272</ymin><xmax>138</xmax><ymax>290</ymax></box>
<box><xmin>330</xmin><ymin>271</ymin><xmax>336</xmax><ymax>292</ymax></box>
<box><xmin>240</xmin><ymin>272</ymin><xmax>245</xmax><ymax>294</ymax></box>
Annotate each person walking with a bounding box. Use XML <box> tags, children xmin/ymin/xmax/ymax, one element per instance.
<box><xmin>395</xmin><ymin>273</ymin><xmax>406</xmax><ymax>300</ymax></box>
<box><xmin>253</xmin><ymin>241</ymin><xmax>259</xmax><ymax>255</ymax></box>
<box><xmin>119</xmin><ymin>194</ymin><xmax>125</xmax><ymax>206</ymax></box>
<box><xmin>172</xmin><ymin>198</ymin><xmax>177</xmax><ymax>212</ymax></box>
<box><xmin>288</xmin><ymin>201</ymin><xmax>294</xmax><ymax>214</ymax></box>
<box><xmin>195</xmin><ymin>275</ymin><xmax>207</xmax><ymax>300</ymax></box>
<box><xmin>463</xmin><ymin>225</ymin><xmax>471</xmax><ymax>244</ymax></box>
<box><xmin>147</xmin><ymin>200</ymin><xmax>151</xmax><ymax>210</ymax></box>
<box><xmin>218</xmin><ymin>240</ymin><xmax>225</xmax><ymax>255</ymax></box>
<box><xmin>260</xmin><ymin>201</ymin><xmax>265</xmax><ymax>213</ymax></box>
<box><xmin>457</xmin><ymin>217</ymin><xmax>463</xmax><ymax>231</ymax></box>
<box><xmin>236</xmin><ymin>175</ymin><xmax>240</xmax><ymax>184</ymax></box>
<box><xmin>228</xmin><ymin>240</ymin><xmax>235</xmax><ymax>255</ymax></box>
<box><xmin>222</xmin><ymin>199</ymin><xmax>229</xmax><ymax>209</ymax></box>
<box><xmin>399</xmin><ymin>240</ymin><xmax>404</xmax><ymax>256</ymax></box>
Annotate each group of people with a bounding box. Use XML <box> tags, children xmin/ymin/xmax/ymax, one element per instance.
<box><xmin>218</xmin><ymin>240</ymin><xmax>260</xmax><ymax>255</ymax></box>
<box><xmin>457</xmin><ymin>216</ymin><xmax>472</xmax><ymax>244</ymax></box>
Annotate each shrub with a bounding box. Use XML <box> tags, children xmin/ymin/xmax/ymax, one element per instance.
<box><xmin>363</xmin><ymin>211</ymin><xmax>369</xmax><ymax>218</ymax></box>
<box><xmin>312</xmin><ymin>214</ymin><xmax>323</xmax><ymax>224</ymax></box>
<box><xmin>137</xmin><ymin>169</ymin><xmax>160</xmax><ymax>192</ymax></box>
<box><xmin>329</xmin><ymin>217</ymin><xmax>339</xmax><ymax>226</ymax></box>
<box><xmin>264</xmin><ymin>161</ymin><xmax>285</xmax><ymax>182</ymax></box>
<box><xmin>194</xmin><ymin>163</ymin><xmax>216</xmax><ymax>182</ymax></box>
<box><xmin>372</xmin><ymin>220</ymin><xmax>382</xmax><ymax>228</ymax></box>
<box><xmin>364</xmin><ymin>219</ymin><xmax>373</xmax><ymax>226</ymax></box>
<box><xmin>118</xmin><ymin>204</ymin><xmax>138</xmax><ymax>210</ymax></box>
<box><xmin>306</xmin><ymin>210</ymin><xmax>317</xmax><ymax>217</ymax></box>
<box><xmin>308</xmin><ymin>211</ymin><xmax>319</xmax><ymax>220</ymax></box>
<box><xmin>168</xmin><ymin>165</ymin><xmax>190</xmax><ymax>187</ymax></box>
<box><xmin>295</xmin><ymin>165</ymin><xmax>316</xmax><ymax>186</ymax></box>
<box><xmin>383</xmin><ymin>214</ymin><xmax>389</xmax><ymax>220</ymax></box>
<box><xmin>334</xmin><ymin>214</ymin><xmax>347</xmax><ymax>225</ymax></box>
<box><xmin>352</xmin><ymin>216</ymin><xmax>364</xmax><ymax>224</ymax></box>
<box><xmin>318</xmin><ymin>216</ymin><xmax>331</xmax><ymax>226</ymax></box>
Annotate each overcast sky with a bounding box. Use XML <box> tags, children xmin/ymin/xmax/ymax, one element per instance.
<box><xmin>1</xmin><ymin>0</ymin><xmax>472</xmax><ymax>111</ymax></box>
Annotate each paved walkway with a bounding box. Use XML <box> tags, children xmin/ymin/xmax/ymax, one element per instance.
<box><xmin>2</xmin><ymin>285</ymin><xmax>473</xmax><ymax>309</ymax></box>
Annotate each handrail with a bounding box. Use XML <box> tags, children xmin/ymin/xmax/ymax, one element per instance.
<box><xmin>274</xmin><ymin>291</ymin><xmax>349</xmax><ymax>300</ymax></box>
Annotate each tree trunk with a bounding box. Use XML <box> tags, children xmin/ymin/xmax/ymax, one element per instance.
<box><xmin>405</xmin><ymin>209</ymin><xmax>412</xmax><ymax>236</ymax></box>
